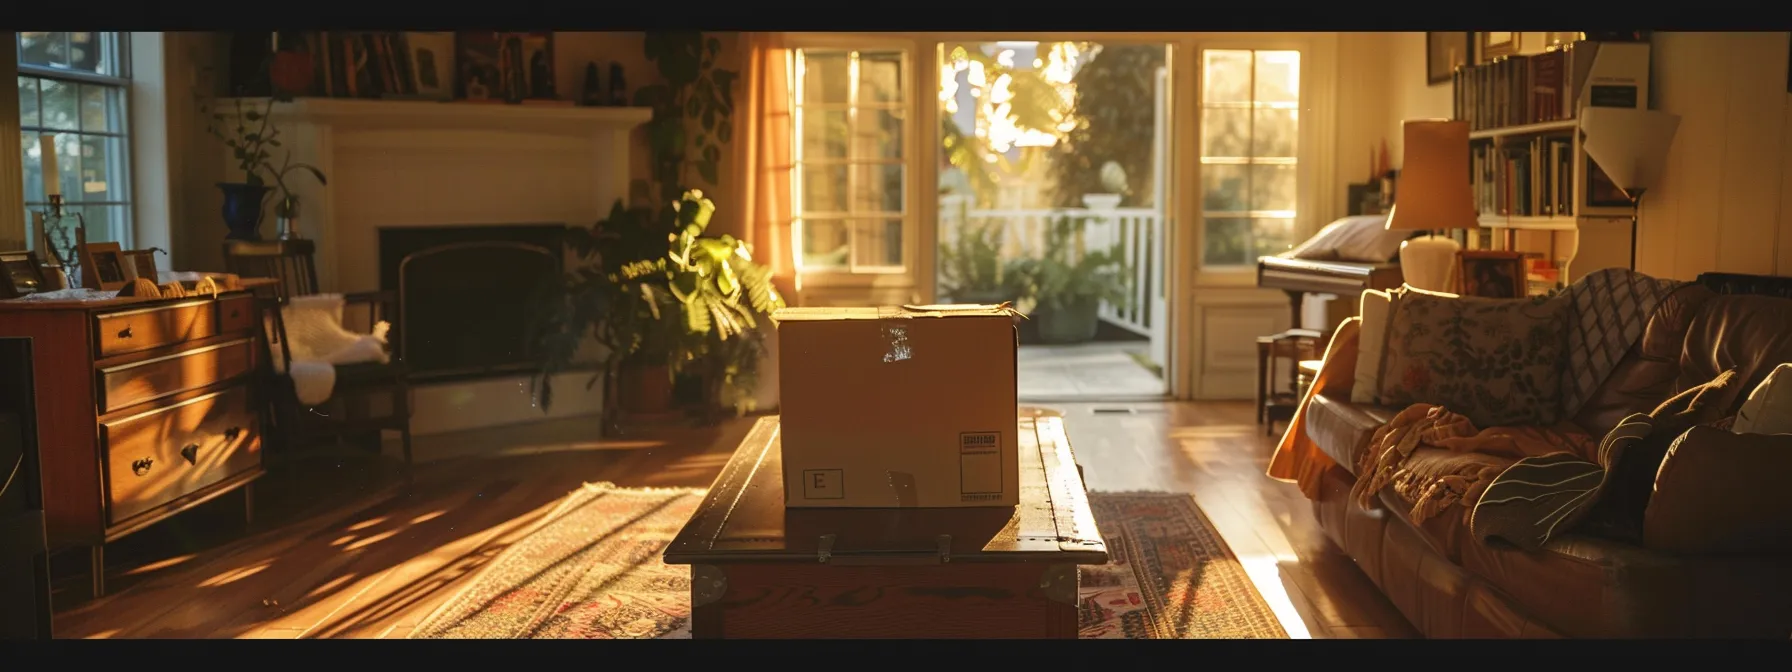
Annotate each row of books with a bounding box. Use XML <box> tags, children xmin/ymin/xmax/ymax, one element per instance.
<box><xmin>1453</xmin><ymin>44</ymin><xmax>1578</xmax><ymax>131</ymax></box>
<box><xmin>1472</xmin><ymin>135</ymin><xmax>1575</xmax><ymax>219</ymax></box>
<box><xmin>291</xmin><ymin>32</ymin><xmax>427</xmax><ymax>100</ymax></box>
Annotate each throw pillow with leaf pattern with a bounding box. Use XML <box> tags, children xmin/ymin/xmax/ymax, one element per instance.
<box><xmin>1376</xmin><ymin>286</ymin><xmax>1570</xmax><ymax>428</ymax></box>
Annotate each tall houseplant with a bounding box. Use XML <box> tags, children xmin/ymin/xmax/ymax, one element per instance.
<box><xmin>1007</xmin><ymin>216</ymin><xmax>1132</xmax><ymax>344</ymax></box>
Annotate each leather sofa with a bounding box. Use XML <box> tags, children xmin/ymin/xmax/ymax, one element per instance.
<box><xmin>1302</xmin><ymin>275</ymin><xmax>1792</xmax><ymax>638</ymax></box>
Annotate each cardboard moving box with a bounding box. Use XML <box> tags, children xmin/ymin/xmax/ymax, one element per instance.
<box><xmin>776</xmin><ymin>304</ymin><xmax>1019</xmax><ymax>508</ymax></box>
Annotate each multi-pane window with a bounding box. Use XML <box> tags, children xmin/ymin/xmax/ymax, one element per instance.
<box><xmin>793</xmin><ymin>48</ymin><xmax>909</xmax><ymax>274</ymax></box>
<box><xmin>17</xmin><ymin>32</ymin><xmax>133</xmax><ymax>248</ymax></box>
<box><xmin>1199</xmin><ymin>49</ymin><xmax>1299</xmax><ymax>267</ymax></box>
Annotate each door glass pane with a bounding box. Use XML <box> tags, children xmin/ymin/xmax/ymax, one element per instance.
<box><xmin>1201</xmin><ymin>50</ymin><xmax>1253</xmax><ymax>104</ymax></box>
<box><xmin>852</xmin><ymin>219</ymin><xmax>904</xmax><ymax>268</ymax></box>
<box><xmin>802</xmin><ymin>219</ymin><xmax>850</xmax><ymax>269</ymax></box>
<box><xmin>1252</xmin><ymin>217</ymin><xmax>1297</xmax><ymax>257</ymax></box>
<box><xmin>859</xmin><ymin>52</ymin><xmax>903</xmax><ymax>104</ymax></box>
<box><xmin>802</xmin><ymin>52</ymin><xmax>851</xmax><ymax>105</ymax></box>
<box><xmin>1202</xmin><ymin>164</ymin><xmax>1249</xmax><ymax>212</ymax></box>
<box><xmin>852</xmin><ymin>164</ymin><xmax>903</xmax><ymax>214</ymax></box>
<box><xmin>1201</xmin><ymin>107</ymin><xmax>1249</xmax><ymax>158</ymax></box>
<box><xmin>802</xmin><ymin>164</ymin><xmax>849</xmax><ymax>213</ymax></box>
<box><xmin>1249</xmin><ymin>163</ymin><xmax>1296</xmax><ymax>212</ymax></box>
<box><xmin>1254</xmin><ymin>51</ymin><xmax>1301</xmax><ymax>104</ymax></box>
<box><xmin>803</xmin><ymin>109</ymin><xmax>848</xmax><ymax>159</ymax></box>
<box><xmin>1251</xmin><ymin>108</ymin><xmax>1298</xmax><ymax>158</ymax></box>
<box><xmin>1203</xmin><ymin>217</ymin><xmax>1250</xmax><ymax>266</ymax></box>
<box><xmin>860</xmin><ymin>109</ymin><xmax>904</xmax><ymax>160</ymax></box>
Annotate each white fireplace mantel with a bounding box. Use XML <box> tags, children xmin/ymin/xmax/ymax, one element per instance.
<box><xmin>215</xmin><ymin>98</ymin><xmax>652</xmax><ymax>293</ymax></box>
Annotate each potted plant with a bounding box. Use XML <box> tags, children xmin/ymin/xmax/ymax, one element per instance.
<box><xmin>533</xmin><ymin>191</ymin><xmax>783</xmax><ymax>433</ymax></box>
<box><xmin>939</xmin><ymin>220</ymin><xmax>1018</xmax><ymax>305</ymax></box>
<box><xmin>202</xmin><ymin>97</ymin><xmax>326</xmax><ymax>241</ymax></box>
<box><xmin>1007</xmin><ymin>215</ymin><xmax>1132</xmax><ymax>344</ymax></box>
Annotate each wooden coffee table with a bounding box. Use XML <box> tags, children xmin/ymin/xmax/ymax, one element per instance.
<box><xmin>663</xmin><ymin>413</ymin><xmax>1107</xmax><ymax>639</ymax></box>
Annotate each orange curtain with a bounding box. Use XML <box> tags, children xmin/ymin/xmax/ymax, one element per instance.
<box><xmin>732</xmin><ymin>32</ymin><xmax>797</xmax><ymax>301</ymax></box>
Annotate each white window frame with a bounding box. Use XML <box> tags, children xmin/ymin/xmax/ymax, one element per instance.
<box><xmin>787</xmin><ymin>33</ymin><xmax>931</xmax><ymax>296</ymax></box>
<box><xmin>16</xmin><ymin>31</ymin><xmax>136</xmax><ymax>250</ymax></box>
<box><xmin>1185</xmin><ymin>34</ymin><xmax>1337</xmax><ymax>288</ymax></box>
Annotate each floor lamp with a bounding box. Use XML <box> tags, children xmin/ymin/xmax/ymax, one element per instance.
<box><xmin>1580</xmin><ymin>107</ymin><xmax>1681</xmax><ymax>270</ymax></box>
<box><xmin>1385</xmin><ymin>120</ymin><xmax>1480</xmax><ymax>293</ymax></box>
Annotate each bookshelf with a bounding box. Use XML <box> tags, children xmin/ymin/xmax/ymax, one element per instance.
<box><xmin>1451</xmin><ymin>39</ymin><xmax>1653</xmax><ymax>288</ymax></box>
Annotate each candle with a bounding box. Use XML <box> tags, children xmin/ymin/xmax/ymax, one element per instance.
<box><xmin>38</xmin><ymin>134</ymin><xmax>59</xmax><ymax>199</ymax></box>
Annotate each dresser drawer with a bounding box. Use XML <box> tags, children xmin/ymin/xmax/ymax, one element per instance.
<box><xmin>103</xmin><ymin>386</ymin><xmax>261</xmax><ymax>525</ymax></box>
<box><xmin>95</xmin><ymin>300</ymin><xmax>219</xmax><ymax>358</ymax></box>
<box><xmin>97</xmin><ymin>338</ymin><xmax>258</xmax><ymax>414</ymax></box>
<box><xmin>217</xmin><ymin>294</ymin><xmax>257</xmax><ymax>334</ymax></box>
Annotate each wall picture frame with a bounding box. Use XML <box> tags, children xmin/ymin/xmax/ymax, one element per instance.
<box><xmin>79</xmin><ymin>242</ymin><xmax>128</xmax><ymax>291</ymax></box>
<box><xmin>1457</xmin><ymin>250</ymin><xmax>1527</xmax><ymax>299</ymax></box>
<box><xmin>0</xmin><ymin>250</ymin><xmax>48</xmax><ymax>299</ymax></box>
<box><xmin>405</xmin><ymin>31</ymin><xmax>457</xmax><ymax>101</ymax></box>
<box><xmin>1427</xmin><ymin>32</ymin><xmax>1472</xmax><ymax>85</ymax></box>
<box><xmin>1478</xmin><ymin>32</ymin><xmax>1518</xmax><ymax>63</ymax></box>
<box><xmin>455</xmin><ymin>31</ymin><xmax>555</xmax><ymax>103</ymax></box>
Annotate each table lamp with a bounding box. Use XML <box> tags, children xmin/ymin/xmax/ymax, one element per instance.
<box><xmin>1580</xmin><ymin>107</ymin><xmax>1681</xmax><ymax>269</ymax></box>
<box><xmin>1385</xmin><ymin>119</ymin><xmax>1479</xmax><ymax>293</ymax></box>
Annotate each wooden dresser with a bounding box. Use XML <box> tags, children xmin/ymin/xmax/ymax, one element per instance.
<box><xmin>0</xmin><ymin>284</ymin><xmax>271</xmax><ymax>596</ymax></box>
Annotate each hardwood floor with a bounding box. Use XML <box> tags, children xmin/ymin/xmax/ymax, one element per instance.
<box><xmin>48</xmin><ymin>402</ymin><xmax>1415</xmax><ymax>639</ymax></box>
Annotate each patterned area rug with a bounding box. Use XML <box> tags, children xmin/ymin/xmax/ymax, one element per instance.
<box><xmin>412</xmin><ymin>484</ymin><xmax>1286</xmax><ymax>639</ymax></box>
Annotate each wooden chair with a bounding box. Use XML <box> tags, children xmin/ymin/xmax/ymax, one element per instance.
<box><xmin>224</xmin><ymin>241</ymin><xmax>414</xmax><ymax>470</ymax></box>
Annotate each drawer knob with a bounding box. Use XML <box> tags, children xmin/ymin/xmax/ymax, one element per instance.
<box><xmin>180</xmin><ymin>443</ymin><xmax>198</xmax><ymax>465</ymax></box>
<box><xmin>117</xmin><ymin>325</ymin><xmax>133</xmax><ymax>339</ymax></box>
<box><xmin>131</xmin><ymin>458</ymin><xmax>153</xmax><ymax>476</ymax></box>
<box><xmin>225</xmin><ymin>426</ymin><xmax>242</xmax><ymax>441</ymax></box>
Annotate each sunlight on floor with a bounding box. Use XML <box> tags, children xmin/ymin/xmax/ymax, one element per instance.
<box><xmin>345</xmin><ymin>529</ymin><xmax>401</xmax><ymax>551</ymax></box>
<box><xmin>121</xmin><ymin>553</ymin><xmax>198</xmax><ymax>576</ymax></box>
<box><xmin>198</xmin><ymin>562</ymin><xmax>270</xmax><ymax>588</ymax></box>
<box><xmin>347</xmin><ymin>516</ymin><xmax>387</xmax><ymax>531</ymax></box>
<box><xmin>411</xmin><ymin>510</ymin><xmax>446</xmax><ymax>524</ymax></box>
<box><xmin>1236</xmin><ymin>550</ymin><xmax>1313</xmax><ymax>639</ymax></box>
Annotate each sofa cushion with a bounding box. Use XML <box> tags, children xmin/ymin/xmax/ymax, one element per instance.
<box><xmin>1378</xmin><ymin>287</ymin><xmax>1569</xmax><ymax>428</ymax></box>
<box><xmin>1676</xmin><ymin>294</ymin><xmax>1792</xmax><ymax>417</ymax></box>
<box><xmin>1459</xmin><ymin>530</ymin><xmax>1792</xmax><ymax>638</ymax></box>
<box><xmin>1735</xmin><ymin>363</ymin><xmax>1792</xmax><ymax>435</ymax></box>
<box><xmin>1644</xmin><ymin>427</ymin><xmax>1792</xmax><ymax>554</ymax></box>
<box><xmin>1304</xmin><ymin>393</ymin><xmax>1396</xmax><ymax>476</ymax></box>
<box><xmin>1570</xmin><ymin>285</ymin><xmax>1714</xmax><ymax>438</ymax></box>
<box><xmin>1352</xmin><ymin>289</ymin><xmax>1396</xmax><ymax>404</ymax></box>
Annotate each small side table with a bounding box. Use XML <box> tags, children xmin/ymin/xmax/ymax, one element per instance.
<box><xmin>1256</xmin><ymin>329</ymin><xmax>1322</xmax><ymax>436</ymax></box>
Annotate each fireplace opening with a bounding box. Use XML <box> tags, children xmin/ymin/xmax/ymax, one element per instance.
<box><xmin>378</xmin><ymin>225</ymin><xmax>566</xmax><ymax>381</ymax></box>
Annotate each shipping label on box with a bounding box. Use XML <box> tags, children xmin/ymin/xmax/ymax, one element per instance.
<box><xmin>776</xmin><ymin>304</ymin><xmax>1019</xmax><ymax>508</ymax></box>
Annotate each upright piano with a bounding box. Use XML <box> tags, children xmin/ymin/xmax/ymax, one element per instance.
<box><xmin>1256</xmin><ymin>254</ymin><xmax>1404</xmax><ymax>330</ymax></box>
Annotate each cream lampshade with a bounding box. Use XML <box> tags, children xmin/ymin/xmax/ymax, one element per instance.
<box><xmin>1580</xmin><ymin>107</ymin><xmax>1681</xmax><ymax>269</ymax></box>
<box><xmin>1385</xmin><ymin>119</ymin><xmax>1480</xmax><ymax>293</ymax></box>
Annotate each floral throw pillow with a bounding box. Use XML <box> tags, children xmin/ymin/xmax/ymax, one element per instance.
<box><xmin>1376</xmin><ymin>287</ymin><xmax>1570</xmax><ymax>428</ymax></box>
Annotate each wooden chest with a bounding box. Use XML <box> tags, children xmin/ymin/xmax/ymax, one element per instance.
<box><xmin>0</xmin><ymin>288</ymin><xmax>268</xmax><ymax>579</ymax></box>
<box><xmin>663</xmin><ymin>414</ymin><xmax>1107</xmax><ymax>639</ymax></box>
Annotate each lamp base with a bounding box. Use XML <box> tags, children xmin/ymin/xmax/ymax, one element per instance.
<box><xmin>1399</xmin><ymin>235</ymin><xmax>1462</xmax><ymax>293</ymax></box>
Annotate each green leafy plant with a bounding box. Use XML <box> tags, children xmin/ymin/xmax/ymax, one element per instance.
<box><xmin>200</xmin><ymin>97</ymin><xmax>327</xmax><ymax>193</ymax></box>
<box><xmin>635</xmin><ymin>32</ymin><xmax>739</xmax><ymax>203</ymax></box>
<box><xmin>1047</xmin><ymin>44</ymin><xmax>1165</xmax><ymax>208</ymax></box>
<box><xmin>1006</xmin><ymin>215</ymin><xmax>1132</xmax><ymax>316</ymax></box>
<box><xmin>534</xmin><ymin>191</ymin><xmax>783</xmax><ymax>420</ymax></box>
<box><xmin>939</xmin><ymin>221</ymin><xmax>1016</xmax><ymax>303</ymax></box>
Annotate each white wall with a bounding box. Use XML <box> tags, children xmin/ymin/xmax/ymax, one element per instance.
<box><xmin>1381</xmin><ymin>31</ymin><xmax>1792</xmax><ymax>281</ymax></box>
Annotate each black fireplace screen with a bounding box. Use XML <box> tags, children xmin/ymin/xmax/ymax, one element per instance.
<box><xmin>380</xmin><ymin>225</ymin><xmax>565</xmax><ymax>380</ymax></box>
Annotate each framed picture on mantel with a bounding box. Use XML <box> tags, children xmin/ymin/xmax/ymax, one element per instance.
<box><xmin>1427</xmin><ymin>32</ymin><xmax>1471</xmax><ymax>85</ymax></box>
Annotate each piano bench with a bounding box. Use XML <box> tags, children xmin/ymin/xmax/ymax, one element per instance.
<box><xmin>1256</xmin><ymin>329</ymin><xmax>1322</xmax><ymax>435</ymax></box>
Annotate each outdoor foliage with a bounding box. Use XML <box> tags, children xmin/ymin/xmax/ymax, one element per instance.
<box><xmin>1047</xmin><ymin>45</ymin><xmax>1165</xmax><ymax>208</ymax></box>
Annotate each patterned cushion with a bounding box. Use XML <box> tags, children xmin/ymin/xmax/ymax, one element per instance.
<box><xmin>1377</xmin><ymin>286</ymin><xmax>1569</xmax><ymax>428</ymax></box>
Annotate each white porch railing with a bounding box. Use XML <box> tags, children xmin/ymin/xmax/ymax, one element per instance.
<box><xmin>938</xmin><ymin>193</ymin><xmax>1169</xmax><ymax>368</ymax></box>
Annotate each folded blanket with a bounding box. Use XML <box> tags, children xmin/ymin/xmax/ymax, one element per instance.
<box><xmin>271</xmin><ymin>294</ymin><xmax>391</xmax><ymax>406</ymax></box>
<box><xmin>1352</xmin><ymin>403</ymin><xmax>1596</xmax><ymax>526</ymax></box>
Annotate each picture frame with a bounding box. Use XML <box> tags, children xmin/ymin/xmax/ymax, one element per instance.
<box><xmin>79</xmin><ymin>241</ymin><xmax>128</xmax><ymax>291</ymax></box>
<box><xmin>0</xmin><ymin>250</ymin><xmax>48</xmax><ymax>299</ymax></box>
<box><xmin>1426</xmin><ymin>32</ymin><xmax>1472</xmax><ymax>85</ymax></box>
<box><xmin>122</xmin><ymin>249</ymin><xmax>159</xmax><ymax>283</ymax></box>
<box><xmin>455</xmin><ymin>31</ymin><xmax>555</xmax><ymax>103</ymax></box>
<box><xmin>405</xmin><ymin>31</ymin><xmax>456</xmax><ymax>101</ymax></box>
<box><xmin>1457</xmin><ymin>250</ymin><xmax>1527</xmax><ymax>299</ymax></box>
<box><xmin>1478</xmin><ymin>32</ymin><xmax>1518</xmax><ymax>63</ymax></box>
<box><xmin>1544</xmin><ymin>32</ymin><xmax>1583</xmax><ymax>50</ymax></box>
